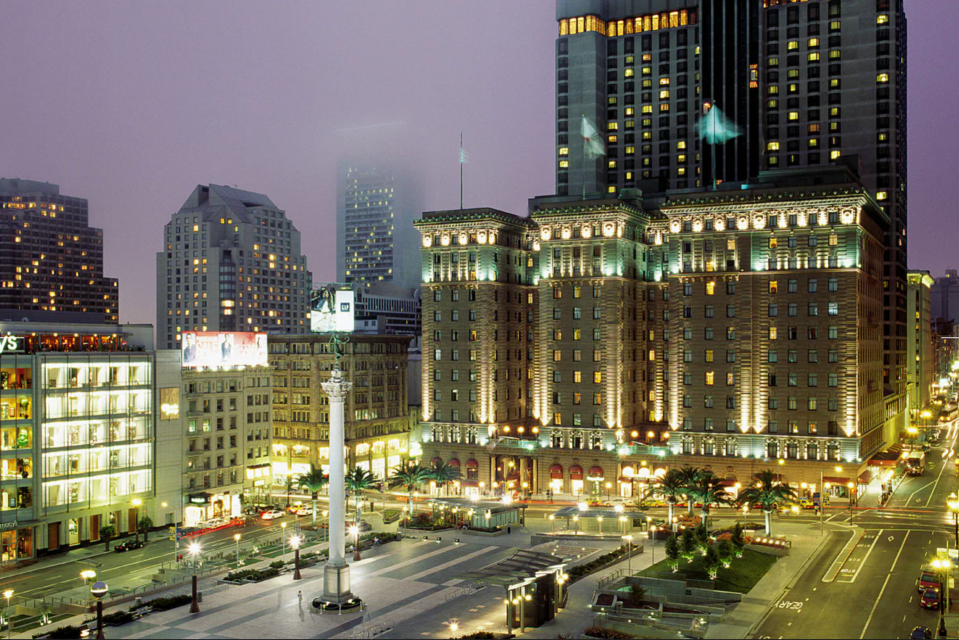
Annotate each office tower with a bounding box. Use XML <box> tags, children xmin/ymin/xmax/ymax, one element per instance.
<box><xmin>417</xmin><ymin>165</ymin><xmax>888</xmax><ymax>499</ymax></box>
<box><xmin>0</xmin><ymin>321</ymin><xmax>154</xmax><ymax>560</ymax></box>
<box><xmin>555</xmin><ymin>0</ymin><xmax>907</xmax><ymax>429</ymax></box>
<box><xmin>336</xmin><ymin>160</ymin><xmax>423</xmax><ymax>291</ymax></box>
<box><xmin>268</xmin><ymin>334</ymin><xmax>413</xmax><ymax>486</ymax></box>
<box><xmin>0</xmin><ymin>179</ymin><xmax>118</xmax><ymax>323</ymax></box>
<box><xmin>906</xmin><ymin>271</ymin><xmax>933</xmax><ymax>422</ymax></box>
<box><xmin>156</xmin><ymin>184</ymin><xmax>312</xmax><ymax>351</ymax></box>
<box><xmin>931</xmin><ymin>270</ymin><xmax>959</xmax><ymax>323</ymax></box>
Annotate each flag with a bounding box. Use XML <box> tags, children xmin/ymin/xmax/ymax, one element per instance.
<box><xmin>460</xmin><ymin>147</ymin><xmax>469</xmax><ymax>164</ymax></box>
<box><xmin>581</xmin><ymin>117</ymin><xmax>606</xmax><ymax>159</ymax></box>
<box><xmin>697</xmin><ymin>106</ymin><xmax>742</xmax><ymax>144</ymax></box>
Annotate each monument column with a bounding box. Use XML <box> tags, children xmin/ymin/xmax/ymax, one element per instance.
<box><xmin>320</xmin><ymin>366</ymin><xmax>355</xmax><ymax>605</ymax></box>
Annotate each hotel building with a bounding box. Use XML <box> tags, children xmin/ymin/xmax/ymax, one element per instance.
<box><xmin>416</xmin><ymin>164</ymin><xmax>889</xmax><ymax>500</ymax></box>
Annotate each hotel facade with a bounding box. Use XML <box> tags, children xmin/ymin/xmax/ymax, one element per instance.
<box><xmin>416</xmin><ymin>165</ymin><xmax>890</xmax><ymax>501</ymax></box>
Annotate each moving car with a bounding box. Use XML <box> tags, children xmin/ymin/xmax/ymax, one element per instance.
<box><xmin>114</xmin><ymin>540</ymin><xmax>144</xmax><ymax>553</ymax></box>
<box><xmin>291</xmin><ymin>506</ymin><xmax>310</xmax><ymax>517</ymax></box>
<box><xmin>261</xmin><ymin>509</ymin><xmax>285</xmax><ymax>520</ymax></box>
<box><xmin>799</xmin><ymin>499</ymin><xmax>815</xmax><ymax>510</ymax></box>
<box><xmin>909</xmin><ymin>627</ymin><xmax>932</xmax><ymax>640</ymax></box>
<box><xmin>920</xmin><ymin>589</ymin><xmax>940</xmax><ymax>610</ymax></box>
<box><xmin>918</xmin><ymin>570</ymin><xmax>940</xmax><ymax>593</ymax></box>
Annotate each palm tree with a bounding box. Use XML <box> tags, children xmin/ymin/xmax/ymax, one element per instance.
<box><xmin>686</xmin><ymin>471</ymin><xmax>732</xmax><ymax>530</ymax></box>
<box><xmin>737</xmin><ymin>469</ymin><xmax>798</xmax><ymax>536</ymax></box>
<box><xmin>346</xmin><ymin>466</ymin><xmax>376</xmax><ymax>523</ymax></box>
<box><xmin>658</xmin><ymin>469</ymin><xmax>687</xmax><ymax>531</ymax></box>
<box><xmin>296</xmin><ymin>466</ymin><xmax>328</xmax><ymax>529</ymax></box>
<box><xmin>430</xmin><ymin>462</ymin><xmax>463</xmax><ymax>497</ymax></box>
<box><xmin>389</xmin><ymin>461</ymin><xmax>432</xmax><ymax>527</ymax></box>
<box><xmin>677</xmin><ymin>466</ymin><xmax>701</xmax><ymax>516</ymax></box>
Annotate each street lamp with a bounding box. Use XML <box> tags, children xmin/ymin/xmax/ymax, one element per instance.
<box><xmin>820</xmin><ymin>466</ymin><xmax>842</xmax><ymax>536</ymax></box>
<box><xmin>619</xmin><ymin>516</ymin><xmax>628</xmax><ymax>537</ymax></box>
<box><xmin>847</xmin><ymin>482</ymin><xmax>856</xmax><ymax>524</ymax></box>
<box><xmin>597</xmin><ymin>516</ymin><xmax>604</xmax><ymax>535</ymax></box>
<box><xmin>549</xmin><ymin>514</ymin><xmax>555</xmax><ymax>533</ymax></box>
<box><xmin>572</xmin><ymin>515</ymin><xmax>579</xmax><ymax>535</ymax></box>
<box><xmin>281</xmin><ymin>522</ymin><xmax>287</xmax><ymax>559</ymax></box>
<box><xmin>949</xmin><ymin>494</ymin><xmax>959</xmax><ymax>547</ymax></box>
<box><xmin>188</xmin><ymin>542</ymin><xmax>201</xmax><ymax>613</ymax></box>
<box><xmin>291</xmin><ymin>535</ymin><xmax>302</xmax><ymax>580</ymax></box>
<box><xmin>349</xmin><ymin>525</ymin><xmax>361</xmax><ymax>561</ymax></box>
<box><xmin>2</xmin><ymin>590</ymin><xmax>12</xmax><ymax>640</ymax></box>
<box><xmin>132</xmin><ymin>498</ymin><xmax>142</xmax><ymax>544</ymax></box>
<box><xmin>623</xmin><ymin>535</ymin><xmax>634</xmax><ymax>575</ymax></box>
<box><xmin>80</xmin><ymin>570</ymin><xmax>97</xmax><ymax>585</ymax></box>
<box><xmin>449</xmin><ymin>620</ymin><xmax>459</xmax><ymax>639</ymax></box>
<box><xmin>605</xmin><ymin>482</ymin><xmax>612</xmax><ymax>501</ymax></box>
<box><xmin>233</xmin><ymin>534</ymin><xmax>242</xmax><ymax>569</ymax></box>
<box><xmin>90</xmin><ymin>583</ymin><xmax>107</xmax><ymax>640</ymax></box>
<box><xmin>933</xmin><ymin>558</ymin><xmax>953</xmax><ymax>637</ymax></box>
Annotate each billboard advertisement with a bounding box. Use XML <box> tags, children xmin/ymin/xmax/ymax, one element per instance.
<box><xmin>311</xmin><ymin>288</ymin><xmax>355</xmax><ymax>334</ymax></box>
<box><xmin>159</xmin><ymin>387</ymin><xmax>180</xmax><ymax>420</ymax></box>
<box><xmin>181</xmin><ymin>332</ymin><xmax>268</xmax><ymax>369</ymax></box>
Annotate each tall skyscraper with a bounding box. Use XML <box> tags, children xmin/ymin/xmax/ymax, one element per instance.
<box><xmin>336</xmin><ymin>159</ymin><xmax>423</xmax><ymax>291</ymax></box>
<box><xmin>555</xmin><ymin>0</ymin><xmax>908</xmax><ymax>435</ymax></box>
<box><xmin>0</xmin><ymin>179</ymin><xmax>119</xmax><ymax>323</ymax></box>
<box><xmin>155</xmin><ymin>184</ymin><xmax>312</xmax><ymax>350</ymax></box>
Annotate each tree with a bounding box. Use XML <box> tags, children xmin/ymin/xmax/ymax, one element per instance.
<box><xmin>99</xmin><ymin>525</ymin><xmax>116</xmax><ymax>551</ymax></box>
<box><xmin>694</xmin><ymin>522</ymin><xmax>710</xmax><ymax>556</ymax></box>
<box><xmin>716</xmin><ymin>539</ymin><xmax>734</xmax><ymax>568</ymax></box>
<box><xmin>704</xmin><ymin>545</ymin><xmax>721</xmax><ymax>580</ymax></box>
<box><xmin>345</xmin><ymin>466</ymin><xmax>376</xmax><ymax>523</ymax></box>
<box><xmin>658</xmin><ymin>469</ymin><xmax>686</xmax><ymax>531</ymax></box>
<box><xmin>686</xmin><ymin>471</ymin><xmax>732</xmax><ymax>530</ymax></box>
<box><xmin>429</xmin><ymin>462</ymin><xmax>463</xmax><ymax>497</ymax></box>
<box><xmin>665</xmin><ymin>534</ymin><xmax>681</xmax><ymax>573</ymax></box>
<box><xmin>677</xmin><ymin>466</ymin><xmax>701</xmax><ymax>516</ymax></box>
<box><xmin>285</xmin><ymin>476</ymin><xmax>295</xmax><ymax>508</ymax></box>
<box><xmin>680</xmin><ymin>528</ymin><xmax>697</xmax><ymax>562</ymax></box>
<box><xmin>138</xmin><ymin>515</ymin><xmax>154</xmax><ymax>542</ymax></box>
<box><xmin>628</xmin><ymin>583</ymin><xmax>647</xmax><ymax>607</ymax></box>
<box><xmin>737</xmin><ymin>469</ymin><xmax>799</xmax><ymax>536</ymax></box>
<box><xmin>389</xmin><ymin>461</ymin><xmax>432</xmax><ymax>526</ymax></box>
<box><xmin>296</xmin><ymin>466</ymin><xmax>329</xmax><ymax>529</ymax></box>
<box><xmin>731</xmin><ymin>523</ymin><xmax>746</xmax><ymax>558</ymax></box>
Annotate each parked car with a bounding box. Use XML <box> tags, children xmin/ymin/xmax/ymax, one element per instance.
<box><xmin>920</xmin><ymin>589</ymin><xmax>941</xmax><ymax>610</ymax></box>
<box><xmin>114</xmin><ymin>540</ymin><xmax>144</xmax><ymax>553</ymax></box>
<box><xmin>291</xmin><ymin>506</ymin><xmax>310</xmax><ymax>517</ymax></box>
<box><xmin>918</xmin><ymin>570</ymin><xmax>940</xmax><ymax>593</ymax></box>
<box><xmin>909</xmin><ymin>627</ymin><xmax>932</xmax><ymax>640</ymax></box>
<box><xmin>261</xmin><ymin>509</ymin><xmax>285</xmax><ymax>520</ymax></box>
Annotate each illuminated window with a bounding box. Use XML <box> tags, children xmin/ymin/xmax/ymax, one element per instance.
<box><xmin>877</xmin><ymin>15</ymin><xmax>889</xmax><ymax>25</ymax></box>
<box><xmin>769</xmin><ymin>327</ymin><xmax>778</xmax><ymax>340</ymax></box>
<box><xmin>625</xmin><ymin>69</ymin><xmax>635</xmax><ymax>78</ymax></box>
<box><xmin>877</xmin><ymin>192</ymin><xmax>888</xmax><ymax>201</ymax></box>
<box><xmin>594</xmin><ymin>371</ymin><xmax>603</xmax><ymax>384</ymax></box>
<box><xmin>808</xmin><ymin>38</ymin><xmax>820</xmax><ymax>48</ymax></box>
<box><xmin>608</xmin><ymin>135</ymin><xmax>618</xmax><ymax>143</ymax></box>
<box><xmin>768</xmin><ymin>86</ymin><xmax>779</xmax><ymax>95</ymax></box>
<box><xmin>767</xmin><ymin>142</ymin><xmax>780</xmax><ymax>151</ymax></box>
<box><xmin>608</xmin><ymin>122</ymin><xmax>619</xmax><ymax>131</ymax></box>
<box><xmin>659</xmin><ymin>90</ymin><xmax>670</xmax><ymax>99</ymax></box>
<box><xmin>705</xmin><ymin>372</ymin><xmax>715</xmax><ymax>386</ymax></box>
<box><xmin>787</xmin><ymin>41</ymin><xmax>799</xmax><ymax>51</ymax></box>
<box><xmin>559</xmin><ymin>147</ymin><xmax>569</xmax><ymax>156</ymax></box>
<box><xmin>788</xmin><ymin>112</ymin><xmax>799</xmax><ymax>121</ymax></box>
<box><xmin>830</xmin><ymin>150</ymin><xmax>841</xmax><ymax>160</ymax></box>
<box><xmin>808</xmin><ymin>52</ymin><xmax>821</xmax><ymax>62</ymax></box>
<box><xmin>706</xmin><ymin>282</ymin><xmax>715</xmax><ymax>296</ymax></box>
<box><xmin>769</xmin><ymin>281</ymin><xmax>778</xmax><ymax>294</ymax></box>
<box><xmin>559</xmin><ymin>160</ymin><xmax>569</xmax><ymax>168</ymax></box>
<box><xmin>877</xmin><ymin>73</ymin><xmax>889</xmax><ymax>84</ymax></box>
<box><xmin>829</xmin><ymin>50</ymin><xmax>841</xmax><ymax>60</ymax></box>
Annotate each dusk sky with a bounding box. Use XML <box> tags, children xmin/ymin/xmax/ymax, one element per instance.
<box><xmin>1</xmin><ymin>1</ymin><xmax>955</xmax><ymax>326</ymax></box>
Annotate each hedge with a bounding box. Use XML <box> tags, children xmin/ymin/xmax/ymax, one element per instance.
<box><xmin>584</xmin><ymin>626</ymin><xmax>635</xmax><ymax>639</ymax></box>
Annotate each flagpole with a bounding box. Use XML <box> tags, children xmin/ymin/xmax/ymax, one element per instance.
<box><xmin>582</xmin><ymin>115</ymin><xmax>587</xmax><ymax>201</ymax></box>
<box><xmin>460</xmin><ymin>132</ymin><xmax>464</xmax><ymax>210</ymax></box>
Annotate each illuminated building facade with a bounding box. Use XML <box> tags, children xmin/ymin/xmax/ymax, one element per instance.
<box><xmin>417</xmin><ymin>165</ymin><xmax>888</xmax><ymax>499</ymax></box>
<box><xmin>555</xmin><ymin>0</ymin><xmax>908</xmax><ymax>440</ymax></box>
<box><xmin>906</xmin><ymin>271</ymin><xmax>933</xmax><ymax>419</ymax></box>
<box><xmin>336</xmin><ymin>160</ymin><xmax>423</xmax><ymax>291</ymax></box>
<box><xmin>0</xmin><ymin>321</ymin><xmax>154</xmax><ymax>563</ymax></box>
<box><xmin>156</xmin><ymin>184</ymin><xmax>312</xmax><ymax>350</ymax></box>
<box><xmin>268</xmin><ymin>334</ymin><xmax>413</xmax><ymax>490</ymax></box>
<box><xmin>0</xmin><ymin>179</ymin><xmax>118</xmax><ymax>323</ymax></box>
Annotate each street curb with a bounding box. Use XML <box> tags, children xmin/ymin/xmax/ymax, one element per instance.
<box><xmin>743</xmin><ymin>531</ymin><xmax>835</xmax><ymax>640</ymax></box>
<box><xmin>821</xmin><ymin>527</ymin><xmax>863</xmax><ymax>583</ymax></box>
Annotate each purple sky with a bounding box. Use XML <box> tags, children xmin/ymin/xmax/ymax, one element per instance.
<box><xmin>0</xmin><ymin>2</ymin><xmax>955</xmax><ymax>326</ymax></box>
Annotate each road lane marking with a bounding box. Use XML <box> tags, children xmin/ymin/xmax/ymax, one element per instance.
<box><xmin>924</xmin><ymin>444</ymin><xmax>953</xmax><ymax>507</ymax></box>
<box><xmin>839</xmin><ymin>530</ymin><xmax>883</xmax><ymax>584</ymax></box>
<box><xmin>823</xmin><ymin>529</ymin><xmax>862</xmax><ymax>583</ymax></box>
<box><xmin>860</xmin><ymin>574</ymin><xmax>892</xmax><ymax>638</ymax></box>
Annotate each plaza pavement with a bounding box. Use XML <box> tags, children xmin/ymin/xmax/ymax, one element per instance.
<box><xmin>18</xmin><ymin>517</ymin><xmax>835</xmax><ymax>640</ymax></box>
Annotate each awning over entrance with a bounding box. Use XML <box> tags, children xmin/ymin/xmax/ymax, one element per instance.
<box><xmin>466</xmin><ymin>459</ymin><xmax>479</xmax><ymax>469</ymax></box>
<box><xmin>448</xmin><ymin>458</ymin><xmax>461</xmax><ymax>467</ymax></box>
<box><xmin>431</xmin><ymin>456</ymin><xmax>442</xmax><ymax>467</ymax></box>
<box><xmin>589</xmin><ymin>466</ymin><xmax>604</xmax><ymax>478</ymax></box>
<box><xmin>550</xmin><ymin>464</ymin><xmax>563</xmax><ymax>479</ymax></box>
<box><xmin>822</xmin><ymin>476</ymin><xmax>850</xmax><ymax>485</ymax></box>
<box><xmin>569</xmin><ymin>465</ymin><xmax>583</xmax><ymax>480</ymax></box>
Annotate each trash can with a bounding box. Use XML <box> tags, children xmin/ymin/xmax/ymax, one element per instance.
<box><xmin>198</xmin><ymin>592</ymin><xmax>203</xmax><ymax>603</ymax></box>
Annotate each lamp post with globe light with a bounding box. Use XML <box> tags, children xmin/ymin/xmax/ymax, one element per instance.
<box><xmin>292</xmin><ymin>535</ymin><xmax>302</xmax><ymax>580</ymax></box>
<box><xmin>933</xmin><ymin>558</ymin><xmax>952</xmax><ymax>637</ymax></box>
<box><xmin>233</xmin><ymin>534</ymin><xmax>242</xmax><ymax>569</ymax></box>
<box><xmin>949</xmin><ymin>494</ymin><xmax>959</xmax><ymax>547</ymax></box>
<box><xmin>188</xmin><ymin>542</ymin><xmax>201</xmax><ymax>613</ymax></box>
<box><xmin>91</xmin><ymin>583</ymin><xmax>108</xmax><ymax>639</ymax></box>
<box><xmin>2</xmin><ymin>590</ymin><xmax>12</xmax><ymax>640</ymax></box>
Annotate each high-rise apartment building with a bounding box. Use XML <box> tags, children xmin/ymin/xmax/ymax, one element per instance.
<box><xmin>0</xmin><ymin>179</ymin><xmax>118</xmax><ymax>323</ymax></box>
<box><xmin>417</xmin><ymin>165</ymin><xmax>890</xmax><ymax>500</ymax></box>
<box><xmin>336</xmin><ymin>160</ymin><xmax>423</xmax><ymax>291</ymax></box>
<box><xmin>555</xmin><ymin>0</ymin><xmax>908</xmax><ymax>432</ymax></box>
<box><xmin>156</xmin><ymin>184</ymin><xmax>312</xmax><ymax>350</ymax></box>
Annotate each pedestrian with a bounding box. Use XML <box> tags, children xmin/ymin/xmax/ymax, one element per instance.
<box><xmin>298</xmin><ymin>590</ymin><xmax>303</xmax><ymax>606</ymax></box>
<box><xmin>507</xmin><ymin>524</ymin><xmax>511</xmax><ymax>534</ymax></box>
<box><xmin>373</xmin><ymin>537</ymin><xmax>380</xmax><ymax>547</ymax></box>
